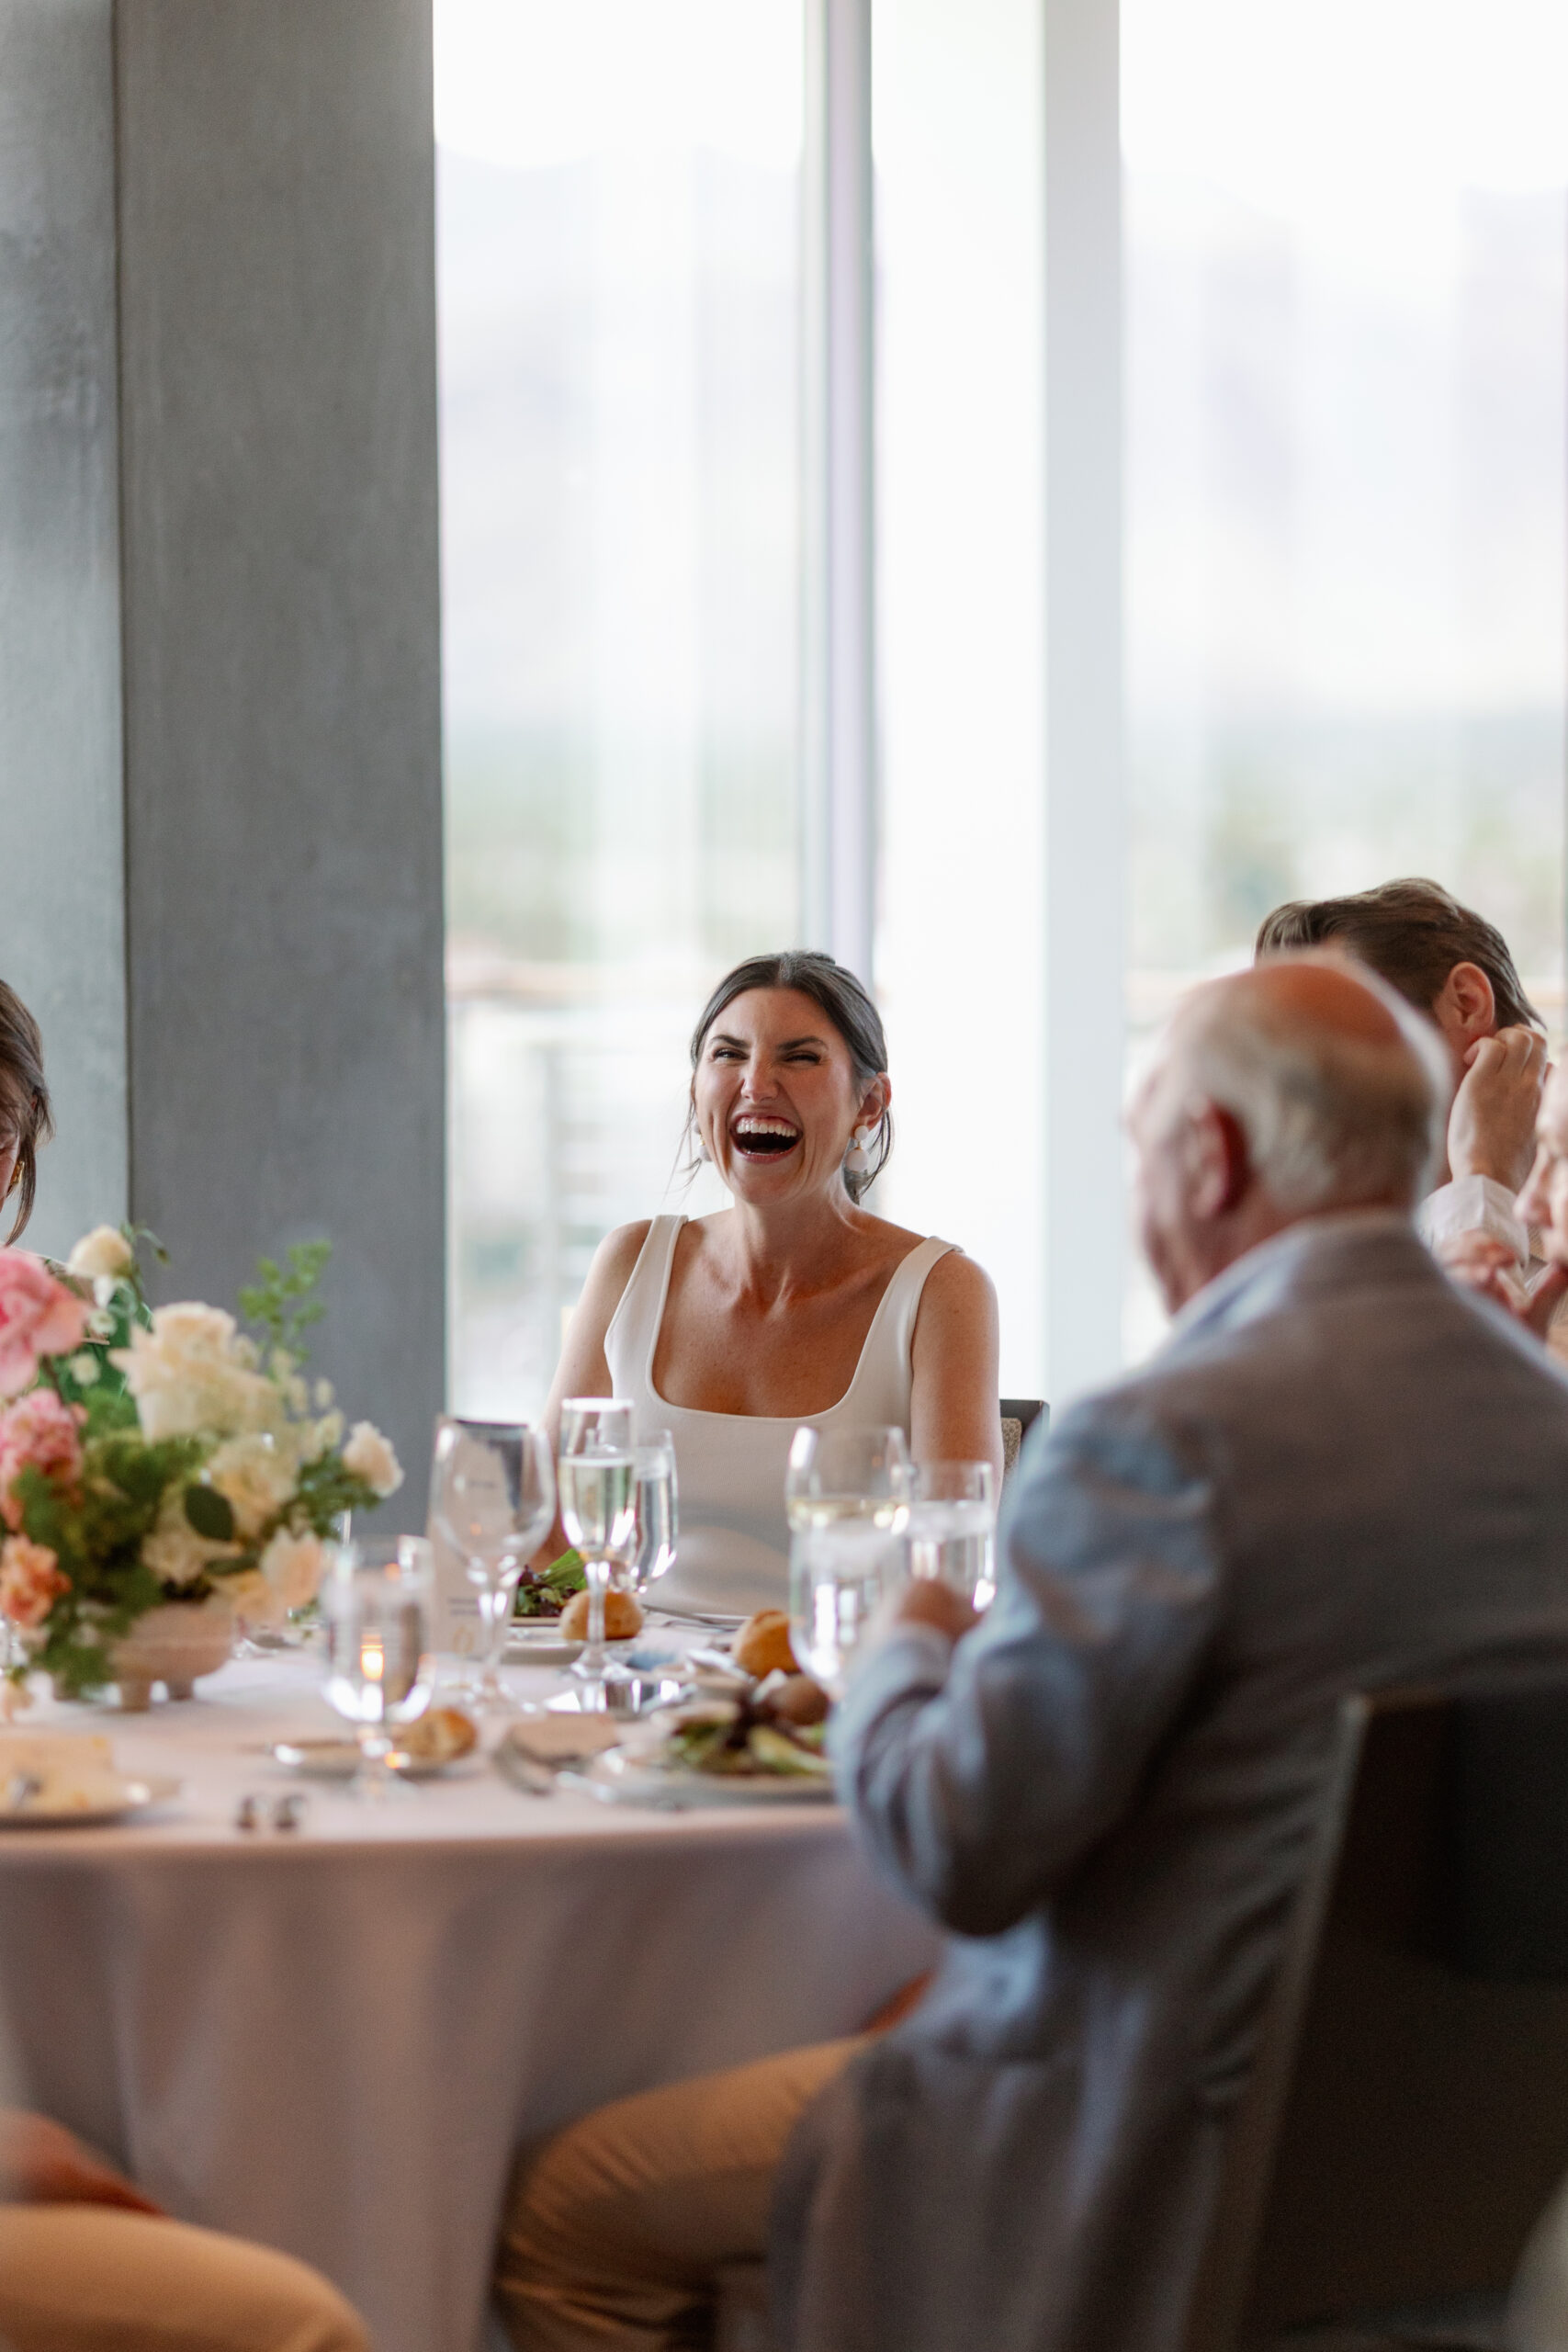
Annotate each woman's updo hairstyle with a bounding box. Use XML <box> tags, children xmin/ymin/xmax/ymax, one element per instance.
<box><xmin>689</xmin><ymin>951</ymin><xmax>893</xmax><ymax>1204</ymax></box>
<box><xmin>0</xmin><ymin>980</ymin><xmax>51</xmax><ymax>1243</ymax></box>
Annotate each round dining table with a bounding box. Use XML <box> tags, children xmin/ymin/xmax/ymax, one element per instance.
<box><xmin>0</xmin><ymin>1647</ymin><xmax>937</xmax><ymax>2352</ymax></box>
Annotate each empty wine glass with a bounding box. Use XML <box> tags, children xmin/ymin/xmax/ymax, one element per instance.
<box><xmin>430</xmin><ymin>1418</ymin><xmax>557</xmax><ymax>1713</ymax></box>
<box><xmin>321</xmin><ymin>1536</ymin><xmax>436</xmax><ymax>1798</ymax></box>
<box><xmin>907</xmin><ymin>1461</ymin><xmax>997</xmax><ymax>1606</ymax></box>
<box><xmin>786</xmin><ymin>1425</ymin><xmax>912</xmax><ymax>1693</ymax></box>
<box><xmin>632</xmin><ymin>1430</ymin><xmax>679</xmax><ymax>1595</ymax></box>
<box><xmin>558</xmin><ymin>1399</ymin><xmax>638</xmax><ymax>1690</ymax></box>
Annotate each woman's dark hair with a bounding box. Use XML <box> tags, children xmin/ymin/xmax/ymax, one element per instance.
<box><xmin>688</xmin><ymin>951</ymin><xmax>892</xmax><ymax>1204</ymax></box>
<box><xmin>0</xmin><ymin>980</ymin><xmax>51</xmax><ymax>1243</ymax></box>
<box><xmin>1257</xmin><ymin>879</ymin><xmax>1540</xmax><ymax>1033</ymax></box>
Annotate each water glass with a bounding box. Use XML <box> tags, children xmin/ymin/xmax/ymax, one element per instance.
<box><xmin>558</xmin><ymin>1398</ymin><xmax>638</xmax><ymax>1690</ymax></box>
<box><xmin>322</xmin><ymin>1536</ymin><xmax>436</xmax><ymax>1797</ymax></box>
<box><xmin>785</xmin><ymin>1426</ymin><xmax>913</xmax><ymax>1693</ymax></box>
<box><xmin>632</xmin><ymin>1430</ymin><xmax>679</xmax><ymax>1593</ymax></box>
<box><xmin>430</xmin><ymin>1418</ymin><xmax>557</xmax><ymax>1712</ymax></box>
<box><xmin>908</xmin><ymin>1461</ymin><xmax>997</xmax><ymax>1606</ymax></box>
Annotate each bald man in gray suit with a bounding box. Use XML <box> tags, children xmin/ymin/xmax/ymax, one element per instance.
<box><xmin>500</xmin><ymin>961</ymin><xmax>1568</xmax><ymax>2352</ymax></box>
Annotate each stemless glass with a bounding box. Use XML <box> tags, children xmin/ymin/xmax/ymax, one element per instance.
<box><xmin>786</xmin><ymin>1426</ymin><xmax>913</xmax><ymax>1693</ymax></box>
<box><xmin>558</xmin><ymin>1399</ymin><xmax>638</xmax><ymax>1690</ymax></box>
<box><xmin>430</xmin><ymin>1418</ymin><xmax>557</xmax><ymax>1713</ymax></box>
<box><xmin>322</xmin><ymin>1536</ymin><xmax>436</xmax><ymax>1798</ymax></box>
<box><xmin>632</xmin><ymin>1430</ymin><xmax>679</xmax><ymax>1596</ymax></box>
<box><xmin>908</xmin><ymin>1461</ymin><xmax>998</xmax><ymax>1606</ymax></box>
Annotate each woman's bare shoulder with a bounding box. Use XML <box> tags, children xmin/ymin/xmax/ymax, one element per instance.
<box><xmin>577</xmin><ymin>1220</ymin><xmax>658</xmax><ymax>1316</ymax></box>
<box><xmin>917</xmin><ymin>1243</ymin><xmax>999</xmax><ymax>1324</ymax></box>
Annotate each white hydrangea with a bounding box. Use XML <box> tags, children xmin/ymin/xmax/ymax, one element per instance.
<box><xmin>342</xmin><ymin>1421</ymin><xmax>403</xmax><ymax>1498</ymax></box>
<box><xmin>258</xmin><ymin>1527</ymin><xmax>324</xmax><ymax>1613</ymax></box>
<box><xmin>204</xmin><ymin>1432</ymin><xmax>297</xmax><ymax>1542</ymax></box>
<box><xmin>141</xmin><ymin>1484</ymin><xmax>243</xmax><ymax>1590</ymax></box>
<box><xmin>115</xmin><ymin>1306</ymin><xmax>281</xmax><ymax>1443</ymax></box>
<box><xmin>66</xmin><ymin>1227</ymin><xmax>135</xmax><ymax>1282</ymax></box>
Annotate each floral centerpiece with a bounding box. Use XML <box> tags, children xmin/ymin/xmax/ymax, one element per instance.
<box><xmin>0</xmin><ymin>1229</ymin><xmax>401</xmax><ymax>1699</ymax></box>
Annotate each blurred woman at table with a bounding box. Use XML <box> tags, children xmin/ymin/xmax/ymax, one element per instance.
<box><xmin>0</xmin><ymin>2108</ymin><xmax>370</xmax><ymax>2352</ymax></box>
<box><xmin>541</xmin><ymin>951</ymin><xmax>1001</xmax><ymax>1615</ymax></box>
<box><xmin>0</xmin><ymin>987</ymin><xmax>371</xmax><ymax>2352</ymax></box>
<box><xmin>0</xmin><ymin>978</ymin><xmax>52</xmax><ymax>1243</ymax></box>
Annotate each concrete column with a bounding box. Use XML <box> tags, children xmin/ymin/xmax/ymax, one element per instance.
<box><xmin>0</xmin><ymin>0</ymin><xmax>446</xmax><ymax>1515</ymax></box>
<box><xmin>115</xmin><ymin>0</ymin><xmax>446</xmax><ymax>1516</ymax></box>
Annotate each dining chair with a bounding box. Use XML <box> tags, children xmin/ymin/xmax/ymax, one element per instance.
<box><xmin>1000</xmin><ymin>1396</ymin><xmax>1047</xmax><ymax>1483</ymax></box>
<box><xmin>1183</xmin><ymin>1678</ymin><xmax>1568</xmax><ymax>2352</ymax></box>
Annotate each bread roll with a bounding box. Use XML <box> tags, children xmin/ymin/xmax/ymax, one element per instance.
<box><xmin>733</xmin><ymin>1608</ymin><xmax>798</xmax><ymax>1679</ymax></box>
<box><xmin>558</xmin><ymin>1585</ymin><xmax>644</xmax><ymax>1641</ymax></box>
<box><xmin>767</xmin><ymin>1674</ymin><xmax>829</xmax><ymax>1725</ymax></box>
<box><xmin>398</xmin><ymin>1706</ymin><xmax>478</xmax><ymax>1764</ymax></box>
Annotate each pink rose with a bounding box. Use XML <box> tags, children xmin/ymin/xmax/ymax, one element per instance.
<box><xmin>0</xmin><ymin>1253</ymin><xmax>89</xmax><ymax>1398</ymax></box>
<box><xmin>0</xmin><ymin>1390</ymin><xmax>85</xmax><ymax>1531</ymax></box>
<box><xmin>0</xmin><ymin>1534</ymin><xmax>69</xmax><ymax>1629</ymax></box>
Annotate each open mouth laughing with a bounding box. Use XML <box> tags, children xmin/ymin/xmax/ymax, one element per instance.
<box><xmin>729</xmin><ymin>1115</ymin><xmax>802</xmax><ymax>1162</ymax></box>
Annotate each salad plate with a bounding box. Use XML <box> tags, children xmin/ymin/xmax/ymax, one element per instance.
<box><xmin>563</xmin><ymin>1748</ymin><xmax>835</xmax><ymax>1809</ymax></box>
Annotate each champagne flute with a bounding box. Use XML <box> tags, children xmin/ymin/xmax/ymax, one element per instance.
<box><xmin>632</xmin><ymin>1430</ymin><xmax>679</xmax><ymax>1595</ymax></box>
<box><xmin>785</xmin><ymin>1426</ymin><xmax>912</xmax><ymax>1693</ymax></box>
<box><xmin>322</xmin><ymin>1536</ymin><xmax>436</xmax><ymax>1798</ymax></box>
<box><xmin>431</xmin><ymin>1418</ymin><xmax>557</xmax><ymax>1713</ymax></box>
<box><xmin>908</xmin><ymin>1461</ymin><xmax>998</xmax><ymax>1606</ymax></box>
<box><xmin>558</xmin><ymin>1399</ymin><xmax>637</xmax><ymax>1690</ymax></box>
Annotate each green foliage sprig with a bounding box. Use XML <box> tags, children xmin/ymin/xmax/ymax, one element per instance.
<box><xmin>238</xmin><ymin>1241</ymin><xmax>332</xmax><ymax>1364</ymax></box>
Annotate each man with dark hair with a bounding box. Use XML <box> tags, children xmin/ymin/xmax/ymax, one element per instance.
<box><xmin>1256</xmin><ymin>878</ymin><xmax>1551</xmax><ymax>1296</ymax></box>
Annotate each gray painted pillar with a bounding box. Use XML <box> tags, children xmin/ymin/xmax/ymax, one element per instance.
<box><xmin>0</xmin><ymin>0</ymin><xmax>446</xmax><ymax>1518</ymax></box>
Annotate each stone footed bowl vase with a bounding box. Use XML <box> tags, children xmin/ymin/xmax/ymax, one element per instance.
<box><xmin>107</xmin><ymin>1595</ymin><xmax>236</xmax><ymax>1710</ymax></box>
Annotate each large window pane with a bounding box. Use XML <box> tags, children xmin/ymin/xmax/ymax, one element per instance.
<box><xmin>872</xmin><ymin>0</ymin><xmax>1048</xmax><ymax>1396</ymax></box>
<box><xmin>1124</xmin><ymin>0</ymin><xmax>1568</xmax><ymax>1355</ymax></box>
<box><xmin>436</xmin><ymin>0</ymin><xmax>804</xmax><ymax>1414</ymax></box>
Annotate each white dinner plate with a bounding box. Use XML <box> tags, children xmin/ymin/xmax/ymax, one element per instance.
<box><xmin>562</xmin><ymin>1748</ymin><xmax>835</xmax><ymax>1810</ymax></box>
<box><xmin>0</xmin><ymin>1773</ymin><xmax>181</xmax><ymax>1828</ymax></box>
<box><xmin>504</xmin><ymin>1628</ymin><xmax>583</xmax><ymax>1666</ymax></box>
<box><xmin>266</xmin><ymin>1740</ymin><xmax>475</xmax><ymax>1782</ymax></box>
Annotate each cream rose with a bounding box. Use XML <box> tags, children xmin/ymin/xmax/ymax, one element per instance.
<box><xmin>342</xmin><ymin>1421</ymin><xmax>402</xmax><ymax>1498</ymax></box>
<box><xmin>204</xmin><ymin>1433</ymin><xmax>296</xmax><ymax>1543</ymax></box>
<box><xmin>65</xmin><ymin>1227</ymin><xmax>135</xmax><ymax>1282</ymax></box>
<box><xmin>258</xmin><ymin>1528</ymin><xmax>324</xmax><ymax>1613</ymax></box>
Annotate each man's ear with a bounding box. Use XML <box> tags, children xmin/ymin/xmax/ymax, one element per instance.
<box><xmin>1184</xmin><ymin>1100</ymin><xmax>1252</xmax><ymax>1218</ymax></box>
<box><xmin>1433</xmin><ymin>961</ymin><xmax>1497</xmax><ymax>1045</ymax></box>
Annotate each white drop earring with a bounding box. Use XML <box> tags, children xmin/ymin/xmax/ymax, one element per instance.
<box><xmin>844</xmin><ymin>1128</ymin><xmax>873</xmax><ymax>1175</ymax></box>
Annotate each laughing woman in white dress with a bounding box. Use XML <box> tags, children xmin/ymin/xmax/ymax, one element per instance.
<box><xmin>540</xmin><ymin>952</ymin><xmax>1001</xmax><ymax>1616</ymax></box>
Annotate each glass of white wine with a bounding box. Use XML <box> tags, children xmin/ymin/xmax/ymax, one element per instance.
<box><xmin>785</xmin><ymin>1426</ymin><xmax>913</xmax><ymax>1693</ymax></box>
<box><xmin>558</xmin><ymin>1398</ymin><xmax>638</xmax><ymax>1690</ymax></box>
<box><xmin>321</xmin><ymin>1536</ymin><xmax>437</xmax><ymax>1798</ymax></box>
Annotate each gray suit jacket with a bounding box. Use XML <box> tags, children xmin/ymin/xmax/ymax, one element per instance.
<box><xmin>773</xmin><ymin>1216</ymin><xmax>1568</xmax><ymax>2352</ymax></box>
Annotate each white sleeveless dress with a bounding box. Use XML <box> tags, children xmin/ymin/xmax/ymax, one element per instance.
<box><xmin>604</xmin><ymin>1215</ymin><xmax>956</xmax><ymax>1616</ymax></box>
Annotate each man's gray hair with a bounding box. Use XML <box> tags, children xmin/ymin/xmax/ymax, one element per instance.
<box><xmin>1179</xmin><ymin>961</ymin><xmax>1450</xmax><ymax>1213</ymax></box>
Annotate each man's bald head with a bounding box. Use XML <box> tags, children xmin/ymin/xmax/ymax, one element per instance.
<box><xmin>1131</xmin><ymin>956</ymin><xmax>1449</xmax><ymax>1311</ymax></box>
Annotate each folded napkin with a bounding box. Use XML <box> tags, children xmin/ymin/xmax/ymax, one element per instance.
<box><xmin>0</xmin><ymin>1732</ymin><xmax>128</xmax><ymax>1814</ymax></box>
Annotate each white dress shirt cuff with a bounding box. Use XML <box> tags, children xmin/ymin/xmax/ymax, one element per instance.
<box><xmin>1416</xmin><ymin>1174</ymin><xmax>1528</xmax><ymax>1267</ymax></box>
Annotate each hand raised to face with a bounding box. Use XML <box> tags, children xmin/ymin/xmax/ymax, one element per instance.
<box><xmin>1448</xmin><ymin>1024</ymin><xmax>1547</xmax><ymax>1193</ymax></box>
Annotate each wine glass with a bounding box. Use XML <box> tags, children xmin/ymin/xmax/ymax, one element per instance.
<box><xmin>785</xmin><ymin>1426</ymin><xmax>912</xmax><ymax>1693</ymax></box>
<box><xmin>321</xmin><ymin>1536</ymin><xmax>436</xmax><ymax>1798</ymax></box>
<box><xmin>558</xmin><ymin>1399</ymin><xmax>638</xmax><ymax>1690</ymax></box>
<box><xmin>908</xmin><ymin>1461</ymin><xmax>997</xmax><ymax>1606</ymax></box>
<box><xmin>430</xmin><ymin>1418</ymin><xmax>557</xmax><ymax>1713</ymax></box>
<box><xmin>632</xmin><ymin>1430</ymin><xmax>679</xmax><ymax>1595</ymax></box>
